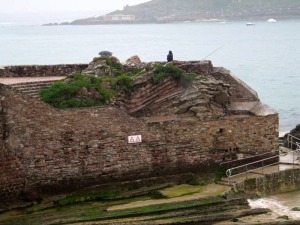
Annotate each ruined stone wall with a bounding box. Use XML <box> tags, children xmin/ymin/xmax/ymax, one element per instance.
<box><xmin>0</xmin><ymin>84</ymin><xmax>278</xmax><ymax>203</ymax></box>
<box><xmin>149</xmin><ymin>114</ymin><xmax>278</xmax><ymax>162</ymax></box>
<box><xmin>0</xmin><ymin>64</ymin><xmax>88</xmax><ymax>77</ymax></box>
<box><xmin>212</xmin><ymin>67</ymin><xmax>260</xmax><ymax>102</ymax></box>
<box><xmin>0</xmin><ymin>86</ymin><xmax>26</xmax><ymax>202</ymax></box>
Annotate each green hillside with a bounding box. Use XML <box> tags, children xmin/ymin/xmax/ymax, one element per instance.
<box><xmin>64</xmin><ymin>0</ymin><xmax>300</xmax><ymax>25</ymax></box>
<box><xmin>111</xmin><ymin>0</ymin><xmax>300</xmax><ymax>21</ymax></box>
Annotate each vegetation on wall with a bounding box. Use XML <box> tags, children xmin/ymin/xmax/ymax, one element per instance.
<box><xmin>40</xmin><ymin>62</ymin><xmax>197</xmax><ymax>109</ymax></box>
<box><xmin>100</xmin><ymin>56</ymin><xmax>123</xmax><ymax>76</ymax></box>
<box><xmin>40</xmin><ymin>73</ymin><xmax>133</xmax><ymax>109</ymax></box>
<box><xmin>152</xmin><ymin>64</ymin><xmax>197</xmax><ymax>87</ymax></box>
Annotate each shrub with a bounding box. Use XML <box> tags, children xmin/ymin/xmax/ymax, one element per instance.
<box><xmin>100</xmin><ymin>56</ymin><xmax>123</xmax><ymax>76</ymax></box>
<box><xmin>186</xmin><ymin>177</ymin><xmax>200</xmax><ymax>186</ymax></box>
<box><xmin>152</xmin><ymin>64</ymin><xmax>197</xmax><ymax>87</ymax></box>
<box><xmin>40</xmin><ymin>73</ymin><xmax>135</xmax><ymax>109</ymax></box>
<box><xmin>40</xmin><ymin>74</ymin><xmax>116</xmax><ymax>109</ymax></box>
<box><xmin>214</xmin><ymin>166</ymin><xmax>227</xmax><ymax>182</ymax></box>
<box><xmin>113</xmin><ymin>75</ymin><xmax>134</xmax><ymax>92</ymax></box>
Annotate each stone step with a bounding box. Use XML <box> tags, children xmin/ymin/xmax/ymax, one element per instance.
<box><xmin>15</xmin><ymin>85</ymin><xmax>51</xmax><ymax>91</ymax></box>
<box><xmin>9</xmin><ymin>80</ymin><xmax>55</xmax><ymax>86</ymax></box>
<box><xmin>218</xmin><ymin>178</ymin><xmax>235</xmax><ymax>186</ymax></box>
<box><xmin>8</xmin><ymin>80</ymin><xmax>56</xmax><ymax>98</ymax></box>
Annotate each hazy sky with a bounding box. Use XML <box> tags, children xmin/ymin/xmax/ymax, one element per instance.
<box><xmin>0</xmin><ymin>0</ymin><xmax>150</xmax><ymax>13</ymax></box>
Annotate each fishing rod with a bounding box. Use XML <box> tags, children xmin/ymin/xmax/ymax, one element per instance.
<box><xmin>202</xmin><ymin>45</ymin><xmax>225</xmax><ymax>60</ymax></box>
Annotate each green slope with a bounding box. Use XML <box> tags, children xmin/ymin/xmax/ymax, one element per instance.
<box><xmin>111</xmin><ymin>0</ymin><xmax>300</xmax><ymax>21</ymax></box>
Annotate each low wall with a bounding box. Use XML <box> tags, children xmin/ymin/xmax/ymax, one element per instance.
<box><xmin>0</xmin><ymin>64</ymin><xmax>88</xmax><ymax>77</ymax></box>
<box><xmin>236</xmin><ymin>168</ymin><xmax>300</xmax><ymax>196</ymax></box>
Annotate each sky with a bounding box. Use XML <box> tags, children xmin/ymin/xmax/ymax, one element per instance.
<box><xmin>0</xmin><ymin>0</ymin><xmax>150</xmax><ymax>24</ymax></box>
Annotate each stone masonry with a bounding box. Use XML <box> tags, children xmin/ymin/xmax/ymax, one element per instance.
<box><xmin>0</xmin><ymin>60</ymin><xmax>279</xmax><ymax>203</ymax></box>
<box><xmin>0</xmin><ymin>64</ymin><xmax>88</xmax><ymax>78</ymax></box>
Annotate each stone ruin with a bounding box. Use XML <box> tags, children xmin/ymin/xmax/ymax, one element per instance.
<box><xmin>0</xmin><ymin>55</ymin><xmax>279</xmax><ymax>203</ymax></box>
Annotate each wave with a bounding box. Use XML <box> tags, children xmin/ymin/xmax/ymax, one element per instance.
<box><xmin>248</xmin><ymin>198</ymin><xmax>300</xmax><ymax>219</ymax></box>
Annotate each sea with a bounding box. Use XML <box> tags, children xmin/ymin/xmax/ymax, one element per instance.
<box><xmin>1</xmin><ymin>19</ymin><xmax>300</xmax><ymax>221</ymax></box>
<box><xmin>0</xmin><ymin>20</ymin><xmax>300</xmax><ymax>132</ymax></box>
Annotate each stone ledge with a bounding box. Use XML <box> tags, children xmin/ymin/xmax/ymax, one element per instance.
<box><xmin>230</xmin><ymin>101</ymin><xmax>278</xmax><ymax>116</ymax></box>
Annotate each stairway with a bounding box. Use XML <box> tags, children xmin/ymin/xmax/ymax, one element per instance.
<box><xmin>8</xmin><ymin>80</ymin><xmax>55</xmax><ymax>98</ymax></box>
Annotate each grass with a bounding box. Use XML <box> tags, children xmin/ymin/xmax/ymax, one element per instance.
<box><xmin>0</xmin><ymin>182</ymin><xmax>227</xmax><ymax>225</ymax></box>
<box><xmin>40</xmin><ymin>73</ymin><xmax>132</xmax><ymax>109</ymax></box>
<box><xmin>97</xmin><ymin>198</ymin><xmax>216</xmax><ymax>220</ymax></box>
<box><xmin>152</xmin><ymin>64</ymin><xmax>197</xmax><ymax>87</ymax></box>
<box><xmin>53</xmin><ymin>191</ymin><xmax>120</xmax><ymax>207</ymax></box>
<box><xmin>159</xmin><ymin>184</ymin><xmax>206</xmax><ymax>198</ymax></box>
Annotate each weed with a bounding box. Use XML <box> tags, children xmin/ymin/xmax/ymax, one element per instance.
<box><xmin>53</xmin><ymin>191</ymin><xmax>120</xmax><ymax>207</ymax></box>
<box><xmin>186</xmin><ymin>177</ymin><xmax>200</xmax><ymax>186</ymax></box>
<box><xmin>214</xmin><ymin>166</ymin><xmax>227</xmax><ymax>182</ymax></box>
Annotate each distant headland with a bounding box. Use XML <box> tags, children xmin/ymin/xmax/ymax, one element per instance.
<box><xmin>44</xmin><ymin>0</ymin><xmax>300</xmax><ymax>26</ymax></box>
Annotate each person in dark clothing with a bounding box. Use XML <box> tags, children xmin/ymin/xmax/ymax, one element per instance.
<box><xmin>167</xmin><ymin>50</ymin><xmax>173</xmax><ymax>62</ymax></box>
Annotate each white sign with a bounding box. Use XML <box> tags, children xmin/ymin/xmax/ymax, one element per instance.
<box><xmin>128</xmin><ymin>135</ymin><xmax>142</xmax><ymax>144</ymax></box>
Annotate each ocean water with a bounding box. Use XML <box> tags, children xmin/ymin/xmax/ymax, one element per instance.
<box><xmin>0</xmin><ymin>20</ymin><xmax>300</xmax><ymax>131</ymax></box>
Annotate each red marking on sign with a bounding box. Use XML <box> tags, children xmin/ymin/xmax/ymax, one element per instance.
<box><xmin>128</xmin><ymin>135</ymin><xmax>142</xmax><ymax>144</ymax></box>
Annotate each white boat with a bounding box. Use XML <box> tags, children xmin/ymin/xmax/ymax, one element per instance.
<box><xmin>268</xmin><ymin>18</ymin><xmax>277</xmax><ymax>23</ymax></box>
<box><xmin>246</xmin><ymin>22</ymin><xmax>255</xmax><ymax>26</ymax></box>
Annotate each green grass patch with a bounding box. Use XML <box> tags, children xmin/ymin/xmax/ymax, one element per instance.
<box><xmin>152</xmin><ymin>64</ymin><xmax>197</xmax><ymax>87</ymax></box>
<box><xmin>98</xmin><ymin>198</ymin><xmax>216</xmax><ymax>220</ymax></box>
<box><xmin>40</xmin><ymin>73</ymin><xmax>133</xmax><ymax>109</ymax></box>
<box><xmin>53</xmin><ymin>191</ymin><xmax>120</xmax><ymax>207</ymax></box>
<box><xmin>159</xmin><ymin>184</ymin><xmax>205</xmax><ymax>198</ymax></box>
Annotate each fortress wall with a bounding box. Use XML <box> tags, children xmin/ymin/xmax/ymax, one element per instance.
<box><xmin>0</xmin><ymin>86</ymin><xmax>26</xmax><ymax>202</ymax></box>
<box><xmin>0</xmin><ymin>64</ymin><xmax>88</xmax><ymax>77</ymax></box>
<box><xmin>0</xmin><ymin>84</ymin><xmax>279</xmax><ymax>203</ymax></box>
<box><xmin>151</xmin><ymin>114</ymin><xmax>278</xmax><ymax>161</ymax></box>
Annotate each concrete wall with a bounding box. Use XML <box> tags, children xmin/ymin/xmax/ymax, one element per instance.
<box><xmin>236</xmin><ymin>169</ymin><xmax>300</xmax><ymax>196</ymax></box>
<box><xmin>0</xmin><ymin>83</ymin><xmax>279</xmax><ymax>203</ymax></box>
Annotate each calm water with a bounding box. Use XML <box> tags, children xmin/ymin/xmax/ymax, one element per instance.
<box><xmin>1</xmin><ymin>20</ymin><xmax>300</xmax><ymax>131</ymax></box>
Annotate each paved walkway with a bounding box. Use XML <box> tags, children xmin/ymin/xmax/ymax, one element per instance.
<box><xmin>0</xmin><ymin>76</ymin><xmax>65</xmax><ymax>85</ymax></box>
<box><xmin>226</xmin><ymin>148</ymin><xmax>300</xmax><ymax>184</ymax></box>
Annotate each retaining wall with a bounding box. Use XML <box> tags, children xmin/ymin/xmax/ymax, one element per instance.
<box><xmin>0</xmin><ymin>64</ymin><xmax>88</xmax><ymax>77</ymax></box>
<box><xmin>236</xmin><ymin>168</ymin><xmax>300</xmax><ymax>196</ymax></box>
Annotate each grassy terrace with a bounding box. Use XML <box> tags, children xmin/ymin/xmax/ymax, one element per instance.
<box><xmin>0</xmin><ymin>183</ymin><xmax>251</xmax><ymax>225</ymax></box>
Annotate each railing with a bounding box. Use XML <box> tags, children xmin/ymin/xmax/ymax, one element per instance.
<box><xmin>225</xmin><ymin>140</ymin><xmax>300</xmax><ymax>185</ymax></box>
<box><xmin>220</xmin><ymin>152</ymin><xmax>273</xmax><ymax>169</ymax></box>
<box><xmin>286</xmin><ymin>134</ymin><xmax>300</xmax><ymax>149</ymax></box>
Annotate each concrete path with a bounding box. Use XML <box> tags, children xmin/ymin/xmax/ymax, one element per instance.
<box><xmin>0</xmin><ymin>76</ymin><xmax>65</xmax><ymax>85</ymax></box>
<box><xmin>226</xmin><ymin>148</ymin><xmax>300</xmax><ymax>184</ymax></box>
